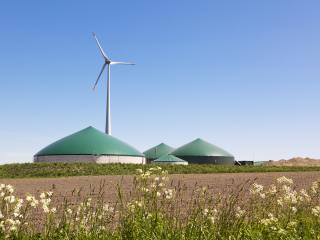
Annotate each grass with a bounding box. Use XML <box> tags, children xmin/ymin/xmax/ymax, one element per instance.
<box><xmin>0</xmin><ymin>167</ymin><xmax>320</xmax><ymax>239</ymax></box>
<box><xmin>0</xmin><ymin>162</ymin><xmax>319</xmax><ymax>178</ymax></box>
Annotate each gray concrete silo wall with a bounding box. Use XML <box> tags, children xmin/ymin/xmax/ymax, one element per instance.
<box><xmin>177</xmin><ymin>156</ymin><xmax>234</xmax><ymax>165</ymax></box>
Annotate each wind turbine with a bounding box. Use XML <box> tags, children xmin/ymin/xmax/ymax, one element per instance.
<box><xmin>92</xmin><ymin>32</ymin><xmax>135</xmax><ymax>135</ymax></box>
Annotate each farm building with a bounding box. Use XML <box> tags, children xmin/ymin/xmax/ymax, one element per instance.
<box><xmin>143</xmin><ymin>143</ymin><xmax>175</xmax><ymax>163</ymax></box>
<box><xmin>153</xmin><ymin>154</ymin><xmax>188</xmax><ymax>165</ymax></box>
<box><xmin>34</xmin><ymin>126</ymin><xmax>145</xmax><ymax>164</ymax></box>
<box><xmin>171</xmin><ymin>138</ymin><xmax>234</xmax><ymax>165</ymax></box>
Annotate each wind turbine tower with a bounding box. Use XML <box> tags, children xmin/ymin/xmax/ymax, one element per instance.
<box><xmin>92</xmin><ymin>33</ymin><xmax>135</xmax><ymax>135</ymax></box>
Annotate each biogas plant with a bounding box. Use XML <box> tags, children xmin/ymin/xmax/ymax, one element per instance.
<box><xmin>34</xmin><ymin>33</ymin><xmax>235</xmax><ymax>165</ymax></box>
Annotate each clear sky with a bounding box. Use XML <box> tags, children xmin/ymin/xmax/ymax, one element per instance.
<box><xmin>0</xmin><ymin>0</ymin><xmax>319</xmax><ymax>164</ymax></box>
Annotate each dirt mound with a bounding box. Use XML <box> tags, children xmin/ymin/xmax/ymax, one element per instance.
<box><xmin>265</xmin><ymin>157</ymin><xmax>320</xmax><ymax>166</ymax></box>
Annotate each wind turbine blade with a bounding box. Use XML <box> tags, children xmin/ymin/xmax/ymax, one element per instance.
<box><xmin>93</xmin><ymin>63</ymin><xmax>107</xmax><ymax>90</ymax></box>
<box><xmin>92</xmin><ymin>32</ymin><xmax>110</xmax><ymax>61</ymax></box>
<box><xmin>110</xmin><ymin>61</ymin><xmax>135</xmax><ymax>65</ymax></box>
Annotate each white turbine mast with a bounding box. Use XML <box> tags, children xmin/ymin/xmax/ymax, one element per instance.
<box><xmin>92</xmin><ymin>32</ymin><xmax>135</xmax><ymax>135</ymax></box>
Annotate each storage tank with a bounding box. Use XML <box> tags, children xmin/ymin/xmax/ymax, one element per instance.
<box><xmin>34</xmin><ymin>126</ymin><xmax>145</xmax><ymax>164</ymax></box>
<box><xmin>171</xmin><ymin>138</ymin><xmax>234</xmax><ymax>165</ymax></box>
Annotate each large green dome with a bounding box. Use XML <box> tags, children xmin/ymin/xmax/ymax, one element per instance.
<box><xmin>143</xmin><ymin>143</ymin><xmax>175</xmax><ymax>160</ymax></box>
<box><xmin>34</xmin><ymin>126</ymin><xmax>144</xmax><ymax>157</ymax></box>
<box><xmin>171</xmin><ymin>138</ymin><xmax>233</xmax><ymax>157</ymax></box>
<box><xmin>171</xmin><ymin>138</ymin><xmax>234</xmax><ymax>165</ymax></box>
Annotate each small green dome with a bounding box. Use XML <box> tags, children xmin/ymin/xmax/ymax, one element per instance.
<box><xmin>171</xmin><ymin>138</ymin><xmax>233</xmax><ymax>157</ymax></box>
<box><xmin>34</xmin><ymin>126</ymin><xmax>144</xmax><ymax>157</ymax></box>
<box><xmin>143</xmin><ymin>143</ymin><xmax>175</xmax><ymax>160</ymax></box>
<box><xmin>153</xmin><ymin>154</ymin><xmax>187</xmax><ymax>163</ymax></box>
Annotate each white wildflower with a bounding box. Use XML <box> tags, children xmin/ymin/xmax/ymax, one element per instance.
<box><xmin>164</xmin><ymin>189</ymin><xmax>174</xmax><ymax>199</ymax></box>
<box><xmin>278</xmin><ymin>228</ymin><xmax>286</xmax><ymax>235</ymax></box>
<box><xmin>249</xmin><ymin>183</ymin><xmax>264</xmax><ymax>195</ymax></box>
<box><xmin>203</xmin><ymin>208</ymin><xmax>209</xmax><ymax>216</ymax></box>
<box><xmin>209</xmin><ymin>216</ymin><xmax>215</xmax><ymax>224</ymax></box>
<box><xmin>311</xmin><ymin>181</ymin><xmax>318</xmax><ymax>194</ymax></box>
<box><xmin>108</xmin><ymin>206</ymin><xmax>114</xmax><ymax>213</ymax></box>
<box><xmin>282</xmin><ymin>184</ymin><xmax>292</xmax><ymax>193</ymax></box>
<box><xmin>271</xmin><ymin>226</ymin><xmax>277</xmax><ymax>231</ymax></box>
<box><xmin>127</xmin><ymin>203</ymin><xmax>135</xmax><ymax>212</ymax></box>
<box><xmin>288</xmin><ymin>221</ymin><xmax>297</xmax><ymax>228</ymax></box>
<box><xmin>277</xmin><ymin>176</ymin><xmax>293</xmax><ymax>185</ymax></box>
<box><xmin>161</xmin><ymin>176</ymin><xmax>168</xmax><ymax>181</ymax></box>
<box><xmin>259</xmin><ymin>193</ymin><xmax>266</xmax><ymax>199</ymax></box>
<box><xmin>299</xmin><ymin>189</ymin><xmax>311</xmax><ymax>202</ymax></box>
<box><xmin>40</xmin><ymin>198</ymin><xmax>51</xmax><ymax>205</ymax></box>
<box><xmin>212</xmin><ymin>208</ymin><xmax>218</xmax><ymax>215</ymax></box>
<box><xmin>161</xmin><ymin>170</ymin><xmax>168</xmax><ymax>175</ymax></box>
<box><xmin>261</xmin><ymin>213</ymin><xmax>278</xmax><ymax>226</ymax></box>
<box><xmin>141</xmin><ymin>187</ymin><xmax>149</xmax><ymax>193</ymax></box>
<box><xmin>43</xmin><ymin>206</ymin><xmax>50</xmax><ymax>213</ymax></box>
<box><xmin>312</xmin><ymin>206</ymin><xmax>320</xmax><ymax>217</ymax></box>
<box><xmin>51</xmin><ymin>207</ymin><xmax>56</xmax><ymax>213</ymax></box>
<box><xmin>140</xmin><ymin>171</ymin><xmax>151</xmax><ymax>179</ymax></box>
<box><xmin>10</xmin><ymin>225</ymin><xmax>17</xmax><ymax>232</ymax></box>
<box><xmin>283</xmin><ymin>191</ymin><xmax>298</xmax><ymax>204</ymax></box>
<box><xmin>103</xmin><ymin>204</ymin><xmax>114</xmax><ymax>213</ymax></box>
<box><xmin>291</xmin><ymin>207</ymin><xmax>297</xmax><ymax>214</ymax></box>
<box><xmin>86</xmin><ymin>198</ymin><xmax>92</xmax><ymax>207</ymax></box>
<box><xmin>67</xmin><ymin>208</ymin><xmax>73</xmax><ymax>215</ymax></box>
<box><xmin>4</xmin><ymin>195</ymin><xmax>15</xmax><ymax>203</ymax></box>
<box><xmin>26</xmin><ymin>195</ymin><xmax>39</xmax><ymax>208</ymax></box>
<box><xmin>277</xmin><ymin>198</ymin><xmax>283</xmax><ymax>206</ymax></box>
<box><xmin>5</xmin><ymin>184</ymin><xmax>14</xmax><ymax>193</ymax></box>
<box><xmin>235</xmin><ymin>206</ymin><xmax>246</xmax><ymax>218</ymax></box>
<box><xmin>260</xmin><ymin>219</ymin><xmax>271</xmax><ymax>226</ymax></box>
<box><xmin>268</xmin><ymin>184</ymin><xmax>277</xmax><ymax>194</ymax></box>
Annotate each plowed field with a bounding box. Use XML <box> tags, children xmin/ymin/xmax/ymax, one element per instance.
<box><xmin>1</xmin><ymin>172</ymin><xmax>320</xmax><ymax>203</ymax></box>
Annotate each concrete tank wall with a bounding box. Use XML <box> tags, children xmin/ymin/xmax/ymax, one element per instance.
<box><xmin>34</xmin><ymin>155</ymin><xmax>146</xmax><ymax>164</ymax></box>
<box><xmin>177</xmin><ymin>156</ymin><xmax>234</xmax><ymax>165</ymax></box>
<box><xmin>152</xmin><ymin>161</ymin><xmax>188</xmax><ymax>165</ymax></box>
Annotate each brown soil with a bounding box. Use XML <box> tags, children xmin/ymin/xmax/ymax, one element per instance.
<box><xmin>265</xmin><ymin>157</ymin><xmax>320</xmax><ymax>166</ymax></box>
<box><xmin>1</xmin><ymin>172</ymin><xmax>320</xmax><ymax>203</ymax></box>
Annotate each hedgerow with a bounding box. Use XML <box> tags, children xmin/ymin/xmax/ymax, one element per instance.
<box><xmin>0</xmin><ymin>162</ymin><xmax>319</xmax><ymax>178</ymax></box>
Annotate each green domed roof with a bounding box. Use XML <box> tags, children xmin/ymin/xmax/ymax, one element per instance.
<box><xmin>171</xmin><ymin>138</ymin><xmax>233</xmax><ymax>157</ymax></box>
<box><xmin>153</xmin><ymin>154</ymin><xmax>187</xmax><ymax>163</ymax></box>
<box><xmin>35</xmin><ymin>126</ymin><xmax>144</xmax><ymax>157</ymax></box>
<box><xmin>143</xmin><ymin>143</ymin><xmax>175</xmax><ymax>159</ymax></box>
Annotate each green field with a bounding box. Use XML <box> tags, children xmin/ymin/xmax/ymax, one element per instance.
<box><xmin>0</xmin><ymin>162</ymin><xmax>319</xmax><ymax>178</ymax></box>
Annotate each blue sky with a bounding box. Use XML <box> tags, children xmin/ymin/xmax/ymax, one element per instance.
<box><xmin>0</xmin><ymin>0</ymin><xmax>319</xmax><ymax>163</ymax></box>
